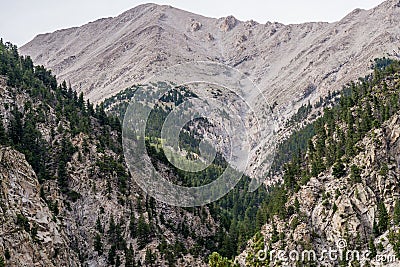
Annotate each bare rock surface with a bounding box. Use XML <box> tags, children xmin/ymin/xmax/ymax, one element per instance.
<box><xmin>20</xmin><ymin>0</ymin><xmax>400</xmax><ymax>109</ymax></box>
<box><xmin>0</xmin><ymin>146</ymin><xmax>79</xmax><ymax>266</ymax></box>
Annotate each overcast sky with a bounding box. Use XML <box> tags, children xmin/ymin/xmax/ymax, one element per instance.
<box><xmin>0</xmin><ymin>0</ymin><xmax>385</xmax><ymax>46</ymax></box>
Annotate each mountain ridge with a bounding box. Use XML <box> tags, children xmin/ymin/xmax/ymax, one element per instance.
<box><xmin>20</xmin><ymin>0</ymin><xmax>400</xmax><ymax>108</ymax></box>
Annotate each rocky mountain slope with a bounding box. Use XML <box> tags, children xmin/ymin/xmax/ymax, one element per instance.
<box><xmin>0</xmin><ymin>42</ymin><xmax>227</xmax><ymax>266</ymax></box>
<box><xmin>239</xmin><ymin>116</ymin><xmax>400</xmax><ymax>266</ymax></box>
<box><xmin>0</xmin><ymin>146</ymin><xmax>79</xmax><ymax>266</ymax></box>
<box><xmin>20</xmin><ymin>0</ymin><xmax>400</xmax><ymax>111</ymax></box>
<box><xmin>7</xmin><ymin>42</ymin><xmax>400</xmax><ymax>267</ymax></box>
<box><xmin>234</xmin><ymin>60</ymin><xmax>400</xmax><ymax>266</ymax></box>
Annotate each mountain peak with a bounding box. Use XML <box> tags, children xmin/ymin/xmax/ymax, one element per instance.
<box><xmin>120</xmin><ymin>2</ymin><xmax>196</xmax><ymax>18</ymax></box>
<box><xmin>117</xmin><ymin>3</ymin><xmax>165</xmax><ymax>20</ymax></box>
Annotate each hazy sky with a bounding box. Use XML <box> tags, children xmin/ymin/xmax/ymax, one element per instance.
<box><xmin>0</xmin><ymin>0</ymin><xmax>385</xmax><ymax>46</ymax></box>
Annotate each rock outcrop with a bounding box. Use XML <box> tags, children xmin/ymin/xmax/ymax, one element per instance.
<box><xmin>190</xmin><ymin>19</ymin><xmax>202</xmax><ymax>32</ymax></box>
<box><xmin>0</xmin><ymin>147</ymin><xmax>79</xmax><ymax>266</ymax></box>
<box><xmin>220</xmin><ymin>16</ymin><xmax>237</xmax><ymax>32</ymax></box>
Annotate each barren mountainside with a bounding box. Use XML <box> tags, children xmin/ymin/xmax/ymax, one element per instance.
<box><xmin>20</xmin><ymin>0</ymin><xmax>400</xmax><ymax>109</ymax></box>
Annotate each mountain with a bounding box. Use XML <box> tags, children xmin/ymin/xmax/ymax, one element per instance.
<box><xmin>0</xmin><ymin>147</ymin><xmax>79</xmax><ymax>266</ymax></box>
<box><xmin>4</xmin><ymin>1</ymin><xmax>400</xmax><ymax>266</ymax></box>
<box><xmin>6</xmin><ymin>38</ymin><xmax>400</xmax><ymax>266</ymax></box>
<box><xmin>19</xmin><ymin>0</ymin><xmax>400</xmax><ymax>182</ymax></box>
<box><xmin>20</xmin><ymin>0</ymin><xmax>400</xmax><ymax>108</ymax></box>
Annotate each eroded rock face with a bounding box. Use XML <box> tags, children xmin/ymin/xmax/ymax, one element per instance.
<box><xmin>19</xmin><ymin>1</ymin><xmax>400</xmax><ymax>109</ymax></box>
<box><xmin>220</xmin><ymin>16</ymin><xmax>237</xmax><ymax>32</ymax></box>
<box><xmin>0</xmin><ymin>147</ymin><xmax>79</xmax><ymax>266</ymax></box>
<box><xmin>238</xmin><ymin>111</ymin><xmax>400</xmax><ymax>267</ymax></box>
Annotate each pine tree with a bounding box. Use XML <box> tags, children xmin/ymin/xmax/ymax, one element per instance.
<box><xmin>377</xmin><ymin>201</ymin><xmax>389</xmax><ymax>234</ymax></box>
<box><xmin>332</xmin><ymin>160</ymin><xmax>346</xmax><ymax>178</ymax></box>
<box><xmin>368</xmin><ymin>237</ymin><xmax>377</xmax><ymax>259</ymax></box>
<box><xmin>350</xmin><ymin>165</ymin><xmax>362</xmax><ymax>183</ymax></box>
<box><xmin>67</xmin><ymin>85</ymin><xmax>73</xmax><ymax>99</ymax></box>
<box><xmin>86</xmin><ymin>100</ymin><xmax>94</xmax><ymax>116</ymax></box>
<box><xmin>115</xmin><ymin>221</ymin><xmax>126</xmax><ymax>250</ymax></box>
<box><xmin>332</xmin><ymin>203</ymin><xmax>338</xmax><ymax>213</ymax></box>
<box><xmin>115</xmin><ymin>255</ymin><xmax>121</xmax><ymax>267</ymax></box>
<box><xmin>96</xmin><ymin>217</ymin><xmax>103</xmax><ymax>233</ymax></box>
<box><xmin>271</xmin><ymin>222</ymin><xmax>279</xmax><ymax>243</ymax></box>
<box><xmin>137</xmin><ymin>215</ymin><xmax>150</xmax><ymax>249</ymax></box>
<box><xmin>57</xmin><ymin>159</ymin><xmax>68</xmax><ymax>191</ymax></box>
<box><xmin>125</xmin><ymin>244</ymin><xmax>135</xmax><ymax>267</ymax></box>
<box><xmin>9</xmin><ymin>107</ymin><xmax>23</xmax><ymax>145</ymax></box>
<box><xmin>95</xmin><ymin>103</ymin><xmax>107</xmax><ymax>125</ymax></box>
<box><xmin>308</xmin><ymin>139</ymin><xmax>315</xmax><ymax>161</ymax></box>
<box><xmin>373</xmin><ymin>220</ymin><xmax>379</xmax><ymax>237</ymax></box>
<box><xmin>108</xmin><ymin>244</ymin><xmax>116</xmax><ymax>265</ymax></box>
<box><xmin>129</xmin><ymin>214</ymin><xmax>136</xmax><ymax>238</ymax></box>
<box><xmin>0</xmin><ymin>114</ymin><xmax>7</xmax><ymax>145</ymax></box>
<box><xmin>294</xmin><ymin>197</ymin><xmax>300</xmax><ymax>212</ymax></box>
<box><xmin>255</xmin><ymin>209</ymin><xmax>265</xmax><ymax>230</ymax></box>
<box><xmin>94</xmin><ymin>233</ymin><xmax>103</xmax><ymax>255</ymax></box>
<box><xmin>60</xmin><ymin>80</ymin><xmax>68</xmax><ymax>93</ymax></box>
<box><xmin>361</xmin><ymin>102</ymin><xmax>372</xmax><ymax>133</ymax></box>
<box><xmin>311</xmin><ymin>156</ymin><xmax>325</xmax><ymax>177</ymax></box>
<box><xmin>107</xmin><ymin>215</ymin><xmax>116</xmax><ymax>242</ymax></box>
<box><xmin>394</xmin><ymin>200</ymin><xmax>400</xmax><ymax>224</ymax></box>
<box><xmin>58</xmin><ymin>136</ymin><xmax>75</xmax><ymax>191</ymax></box>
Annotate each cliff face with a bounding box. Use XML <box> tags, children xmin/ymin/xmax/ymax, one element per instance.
<box><xmin>0</xmin><ymin>142</ymin><xmax>215</xmax><ymax>266</ymax></box>
<box><xmin>4</xmin><ymin>70</ymin><xmax>400</xmax><ymax>266</ymax></box>
<box><xmin>20</xmin><ymin>0</ymin><xmax>400</xmax><ymax>108</ymax></box>
<box><xmin>0</xmin><ymin>147</ymin><xmax>79</xmax><ymax>266</ymax></box>
<box><xmin>0</xmin><ymin>143</ymin><xmax>208</xmax><ymax>267</ymax></box>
